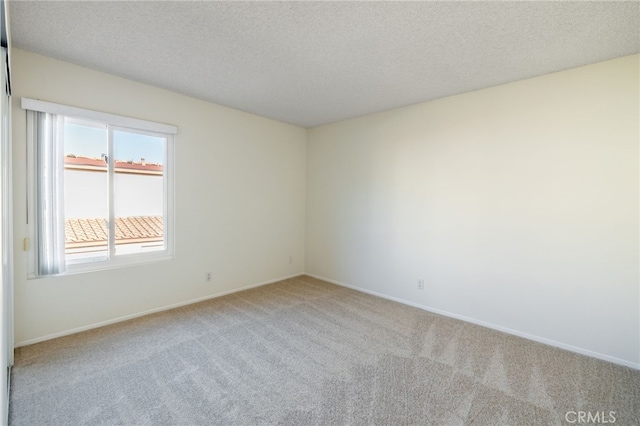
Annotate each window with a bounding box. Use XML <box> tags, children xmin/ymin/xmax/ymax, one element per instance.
<box><xmin>23</xmin><ymin>98</ymin><xmax>176</xmax><ymax>276</ymax></box>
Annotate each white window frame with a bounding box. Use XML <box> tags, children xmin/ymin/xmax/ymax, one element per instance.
<box><xmin>23</xmin><ymin>98</ymin><xmax>177</xmax><ymax>277</ymax></box>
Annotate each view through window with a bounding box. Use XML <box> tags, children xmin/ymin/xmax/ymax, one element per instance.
<box><xmin>63</xmin><ymin>118</ymin><xmax>167</xmax><ymax>263</ymax></box>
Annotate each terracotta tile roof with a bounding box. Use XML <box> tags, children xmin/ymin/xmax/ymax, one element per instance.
<box><xmin>65</xmin><ymin>216</ymin><xmax>164</xmax><ymax>248</ymax></box>
<box><xmin>114</xmin><ymin>160</ymin><xmax>163</xmax><ymax>174</ymax></box>
<box><xmin>64</xmin><ymin>155</ymin><xmax>163</xmax><ymax>175</ymax></box>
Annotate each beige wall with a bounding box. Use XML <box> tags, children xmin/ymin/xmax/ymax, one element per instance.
<box><xmin>306</xmin><ymin>55</ymin><xmax>640</xmax><ymax>367</ymax></box>
<box><xmin>12</xmin><ymin>49</ymin><xmax>307</xmax><ymax>344</ymax></box>
<box><xmin>12</xmin><ymin>49</ymin><xmax>639</xmax><ymax>368</ymax></box>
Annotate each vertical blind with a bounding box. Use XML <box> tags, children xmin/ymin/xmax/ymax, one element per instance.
<box><xmin>32</xmin><ymin>112</ymin><xmax>66</xmax><ymax>275</ymax></box>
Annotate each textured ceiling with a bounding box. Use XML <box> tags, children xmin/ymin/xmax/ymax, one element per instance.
<box><xmin>8</xmin><ymin>1</ymin><xmax>640</xmax><ymax>128</ymax></box>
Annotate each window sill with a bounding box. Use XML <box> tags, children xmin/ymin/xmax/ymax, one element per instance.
<box><xmin>27</xmin><ymin>252</ymin><xmax>173</xmax><ymax>279</ymax></box>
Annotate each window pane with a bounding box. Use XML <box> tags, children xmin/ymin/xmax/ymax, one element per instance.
<box><xmin>63</xmin><ymin>118</ymin><xmax>109</xmax><ymax>262</ymax></box>
<box><xmin>113</xmin><ymin>130</ymin><xmax>165</xmax><ymax>255</ymax></box>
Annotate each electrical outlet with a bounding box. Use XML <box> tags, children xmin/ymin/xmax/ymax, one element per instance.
<box><xmin>206</xmin><ymin>272</ymin><xmax>212</xmax><ymax>282</ymax></box>
<box><xmin>417</xmin><ymin>279</ymin><xmax>424</xmax><ymax>290</ymax></box>
<box><xmin>288</xmin><ymin>256</ymin><xmax>293</xmax><ymax>264</ymax></box>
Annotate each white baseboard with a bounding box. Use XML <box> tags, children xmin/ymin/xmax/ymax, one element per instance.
<box><xmin>15</xmin><ymin>272</ymin><xmax>305</xmax><ymax>348</ymax></box>
<box><xmin>305</xmin><ymin>273</ymin><xmax>640</xmax><ymax>370</ymax></box>
<box><xmin>16</xmin><ymin>271</ymin><xmax>640</xmax><ymax>371</ymax></box>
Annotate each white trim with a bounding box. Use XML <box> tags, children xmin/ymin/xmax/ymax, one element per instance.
<box><xmin>107</xmin><ymin>127</ymin><xmax>115</xmax><ymax>259</ymax></box>
<box><xmin>17</xmin><ymin>270</ymin><xmax>638</xmax><ymax>370</ymax></box>
<box><xmin>59</xmin><ymin>253</ymin><xmax>174</xmax><ymax>276</ymax></box>
<box><xmin>28</xmin><ymin>254</ymin><xmax>173</xmax><ymax>279</ymax></box>
<box><xmin>21</xmin><ymin>98</ymin><xmax>177</xmax><ymax>135</ymax></box>
<box><xmin>305</xmin><ymin>273</ymin><xmax>640</xmax><ymax>371</ymax></box>
<box><xmin>164</xmin><ymin>134</ymin><xmax>175</xmax><ymax>258</ymax></box>
<box><xmin>15</xmin><ymin>273</ymin><xmax>305</xmax><ymax>347</ymax></box>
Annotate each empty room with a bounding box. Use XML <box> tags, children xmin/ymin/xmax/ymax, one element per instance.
<box><xmin>0</xmin><ymin>1</ymin><xmax>638</xmax><ymax>425</ymax></box>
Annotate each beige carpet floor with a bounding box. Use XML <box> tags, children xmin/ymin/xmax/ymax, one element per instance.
<box><xmin>9</xmin><ymin>275</ymin><xmax>640</xmax><ymax>425</ymax></box>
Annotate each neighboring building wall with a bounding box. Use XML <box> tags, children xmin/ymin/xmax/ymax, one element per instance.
<box><xmin>64</xmin><ymin>170</ymin><xmax>107</xmax><ymax>218</ymax></box>
<box><xmin>114</xmin><ymin>172</ymin><xmax>163</xmax><ymax>218</ymax></box>
<box><xmin>64</xmin><ymin>169</ymin><xmax>163</xmax><ymax>218</ymax></box>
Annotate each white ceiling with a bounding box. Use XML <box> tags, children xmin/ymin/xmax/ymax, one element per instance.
<box><xmin>8</xmin><ymin>1</ymin><xmax>640</xmax><ymax>128</ymax></box>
